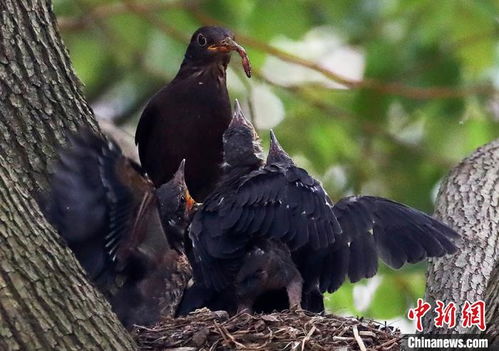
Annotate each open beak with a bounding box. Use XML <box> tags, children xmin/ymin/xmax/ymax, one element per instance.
<box><xmin>208</xmin><ymin>37</ymin><xmax>252</xmax><ymax>78</ymax></box>
<box><xmin>184</xmin><ymin>189</ymin><xmax>196</xmax><ymax>218</ymax></box>
<box><xmin>174</xmin><ymin>159</ymin><xmax>197</xmax><ymax>215</ymax></box>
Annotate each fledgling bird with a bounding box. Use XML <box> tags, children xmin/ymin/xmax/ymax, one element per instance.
<box><xmin>187</xmin><ymin>104</ymin><xmax>460</xmax><ymax>315</ymax></box>
<box><xmin>235</xmin><ymin>241</ymin><xmax>303</xmax><ymax>314</ymax></box>
<box><xmin>42</xmin><ymin>130</ymin><xmax>194</xmax><ymax>329</ymax></box>
<box><xmin>177</xmin><ymin>100</ymin><xmax>263</xmax><ymax>316</ymax></box>
<box><xmin>135</xmin><ymin>26</ymin><xmax>251</xmax><ymax>202</ymax></box>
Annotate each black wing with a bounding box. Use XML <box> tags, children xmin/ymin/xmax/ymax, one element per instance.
<box><xmin>42</xmin><ymin>130</ymin><xmax>165</xmax><ymax>286</ymax></box>
<box><xmin>190</xmin><ymin>165</ymin><xmax>342</xmax><ymax>291</ymax></box>
<box><xmin>318</xmin><ymin>195</ymin><xmax>459</xmax><ymax>292</ymax></box>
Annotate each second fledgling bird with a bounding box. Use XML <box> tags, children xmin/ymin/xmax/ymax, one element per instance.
<box><xmin>43</xmin><ymin>130</ymin><xmax>194</xmax><ymax>328</ymax></box>
<box><xmin>186</xmin><ymin>101</ymin><xmax>459</xmax><ymax>314</ymax></box>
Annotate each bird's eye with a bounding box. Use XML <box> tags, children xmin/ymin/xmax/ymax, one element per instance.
<box><xmin>197</xmin><ymin>34</ymin><xmax>207</xmax><ymax>47</ymax></box>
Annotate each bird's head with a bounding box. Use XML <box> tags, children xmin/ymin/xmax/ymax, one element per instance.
<box><xmin>184</xmin><ymin>26</ymin><xmax>251</xmax><ymax>77</ymax></box>
<box><xmin>266</xmin><ymin>130</ymin><xmax>294</xmax><ymax>166</ymax></box>
<box><xmin>223</xmin><ymin>100</ymin><xmax>264</xmax><ymax>168</ymax></box>
<box><xmin>156</xmin><ymin>159</ymin><xmax>197</xmax><ymax>234</ymax></box>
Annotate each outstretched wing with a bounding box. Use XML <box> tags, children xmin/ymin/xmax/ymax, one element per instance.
<box><xmin>318</xmin><ymin>195</ymin><xmax>459</xmax><ymax>292</ymax></box>
<box><xmin>190</xmin><ymin>165</ymin><xmax>342</xmax><ymax>291</ymax></box>
<box><xmin>42</xmin><ymin>130</ymin><xmax>164</xmax><ymax>286</ymax></box>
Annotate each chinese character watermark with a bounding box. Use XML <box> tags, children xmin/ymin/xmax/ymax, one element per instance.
<box><xmin>407</xmin><ymin>299</ymin><xmax>486</xmax><ymax>332</ymax></box>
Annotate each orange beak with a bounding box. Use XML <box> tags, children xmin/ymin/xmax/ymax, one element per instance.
<box><xmin>208</xmin><ymin>37</ymin><xmax>251</xmax><ymax>78</ymax></box>
<box><xmin>207</xmin><ymin>37</ymin><xmax>242</xmax><ymax>53</ymax></box>
<box><xmin>184</xmin><ymin>189</ymin><xmax>196</xmax><ymax>216</ymax></box>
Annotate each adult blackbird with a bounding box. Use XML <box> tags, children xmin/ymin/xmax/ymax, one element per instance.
<box><xmin>188</xmin><ymin>107</ymin><xmax>460</xmax><ymax>314</ymax></box>
<box><xmin>135</xmin><ymin>26</ymin><xmax>251</xmax><ymax>202</ymax></box>
<box><xmin>43</xmin><ymin>130</ymin><xmax>194</xmax><ymax>328</ymax></box>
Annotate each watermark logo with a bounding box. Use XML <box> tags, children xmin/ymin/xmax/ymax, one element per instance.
<box><xmin>407</xmin><ymin>298</ymin><xmax>431</xmax><ymax>332</ymax></box>
<box><xmin>461</xmin><ymin>300</ymin><xmax>486</xmax><ymax>331</ymax></box>
<box><xmin>407</xmin><ymin>298</ymin><xmax>486</xmax><ymax>332</ymax></box>
<box><xmin>434</xmin><ymin>300</ymin><xmax>457</xmax><ymax>328</ymax></box>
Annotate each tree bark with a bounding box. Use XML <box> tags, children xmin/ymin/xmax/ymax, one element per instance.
<box><xmin>423</xmin><ymin>139</ymin><xmax>499</xmax><ymax>340</ymax></box>
<box><xmin>484</xmin><ymin>260</ymin><xmax>499</xmax><ymax>343</ymax></box>
<box><xmin>0</xmin><ymin>0</ymin><xmax>135</xmax><ymax>349</ymax></box>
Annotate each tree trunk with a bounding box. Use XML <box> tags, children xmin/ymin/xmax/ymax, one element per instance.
<box><xmin>0</xmin><ymin>0</ymin><xmax>135</xmax><ymax>349</ymax></box>
<box><xmin>484</xmin><ymin>260</ymin><xmax>499</xmax><ymax>342</ymax></box>
<box><xmin>424</xmin><ymin>139</ymin><xmax>499</xmax><ymax>340</ymax></box>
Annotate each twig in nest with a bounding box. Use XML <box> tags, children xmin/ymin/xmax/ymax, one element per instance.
<box><xmin>377</xmin><ymin>336</ymin><xmax>401</xmax><ymax>350</ymax></box>
<box><xmin>213</xmin><ymin>321</ymin><xmax>246</xmax><ymax>349</ymax></box>
<box><xmin>301</xmin><ymin>325</ymin><xmax>317</xmax><ymax>351</ymax></box>
<box><xmin>353</xmin><ymin>325</ymin><xmax>367</xmax><ymax>351</ymax></box>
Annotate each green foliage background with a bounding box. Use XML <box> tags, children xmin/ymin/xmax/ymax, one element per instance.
<box><xmin>54</xmin><ymin>0</ymin><xmax>499</xmax><ymax>328</ymax></box>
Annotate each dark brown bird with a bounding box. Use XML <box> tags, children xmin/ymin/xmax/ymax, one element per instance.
<box><xmin>187</xmin><ymin>104</ymin><xmax>460</xmax><ymax>314</ymax></box>
<box><xmin>235</xmin><ymin>241</ymin><xmax>303</xmax><ymax>314</ymax></box>
<box><xmin>135</xmin><ymin>26</ymin><xmax>251</xmax><ymax>202</ymax></box>
<box><xmin>42</xmin><ymin>130</ymin><xmax>194</xmax><ymax>328</ymax></box>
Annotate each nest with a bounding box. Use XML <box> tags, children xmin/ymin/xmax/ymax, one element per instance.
<box><xmin>134</xmin><ymin>308</ymin><xmax>401</xmax><ymax>351</ymax></box>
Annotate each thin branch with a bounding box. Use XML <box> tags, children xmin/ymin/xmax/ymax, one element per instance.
<box><xmin>259</xmin><ymin>74</ymin><xmax>455</xmax><ymax>169</ymax></box>
<box><xmin>69</xmin><ymin>0</ymin><xmax>455</xmax><ymax>169</ymax></box>
<box><xmin>189</xmin><ymin>9</ymin><xmax>496</xmax><ymax>100</ymax></box>
<box><xmin>121</xmin><ymin>0</ymin><xmax>188</xmax><ymax>43</ymax></box>
<box><xmin>58</xmin><ymin>0</ymin><xmax>497</xmax><ymax>100</ymax></box>
<box><xmin>57</xmin><ymin>0</ymin><xmax>189</xmax><ymax>32</ymax></box>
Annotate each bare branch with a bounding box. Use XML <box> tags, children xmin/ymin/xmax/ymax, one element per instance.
<box><xmin>190</xmin><ymin>9</ymin><xmax>496</xmax><ymax>100</ymax></box>
<box><xmin>57</xmin><ymin>0</ymin><xmax>497</xmax><ymax>101</ymax></box>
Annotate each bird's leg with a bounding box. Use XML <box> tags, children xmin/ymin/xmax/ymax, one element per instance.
<box><xmin>286</xmin><ymin>274</ymin><xmax>303</xmax><ymax>310</ymax></box>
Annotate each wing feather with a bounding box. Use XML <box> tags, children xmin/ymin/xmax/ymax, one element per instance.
<box><xmin>327</xmin><ymin>195</ymin><xmax>459</xmax><ymax>286</ymax></box>
<box><xmin>42</xmin><ymin>130</ymin><xmax>166</xmax><ymax>290</ymax></box>
<box><xmin>190</xmin><ymin>165</ymin><xmax>341</xmax><ymax>291</ymax></box>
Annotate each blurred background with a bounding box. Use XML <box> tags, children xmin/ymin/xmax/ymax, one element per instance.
<box><xmin>54</xmin><ymin>0</ymin><xmax>499</xmax><ymax>332</ymax></box>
